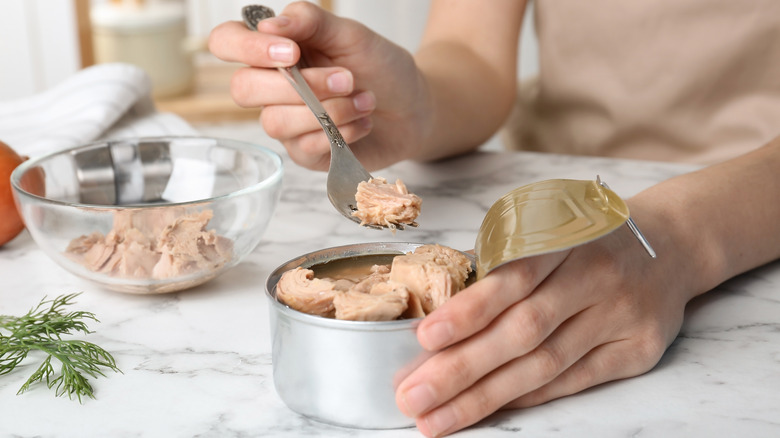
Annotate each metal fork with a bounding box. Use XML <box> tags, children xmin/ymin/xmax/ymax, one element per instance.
<box><xmin>242</xmin><ymin>5</ymin><xmax>406</xmax><ymax>230</ymax></box>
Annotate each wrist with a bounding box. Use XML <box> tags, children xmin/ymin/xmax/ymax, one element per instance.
<box><xmin>627</xmin><ymin>182</ymin><xmax>727</xmax><ymax>302</ymax></box>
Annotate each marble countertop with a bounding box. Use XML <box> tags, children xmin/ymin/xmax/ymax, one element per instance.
<box><xmin>2</xmin><ymin>142</ymin><xmax>779</xmax><ymax>438</ymax></box>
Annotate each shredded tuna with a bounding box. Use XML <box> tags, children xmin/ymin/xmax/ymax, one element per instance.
<box><xmin>390</xmin><ymin>244</ymin><xmax>472</xmax><ymax>314</ymax></box>
<box><xmin>352</xmin><ymin>177</ymin><xmax>421</xmax><ymax>228</ymax></box>
<box><xmin>152</xmin><ymin>210</ymin><xmax>233</xmax><ymax>279</ymax></box>
<box><xmin>348</xmin><ymin>264</ymin><xmax>391</xmax><ymax>294</ymax></box>
<box><xmin>276</xmin><ymin>244</ymin><xmax>472</xmax><ymax>321</ymax></box>
<box><xmin>334</xmin><ymin>283</ymin><xmax>410</xmax><ymax>321</ymax></box>
<box><xmin>277</xmin><ymin>267</ymin><xmax>339</xmax><ymax>317</ymax></box>
<box><xmin>65</xmin><ymin>209</ymin><xmax>233</xmax><ymax>280</ymax></box>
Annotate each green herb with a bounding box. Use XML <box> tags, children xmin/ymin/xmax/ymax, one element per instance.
<box><xmin>0</xmin><ymin>293</ymin><xmax>121</xmax><ymax>402</ymax></box>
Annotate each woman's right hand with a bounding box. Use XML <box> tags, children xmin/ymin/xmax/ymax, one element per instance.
<box><xmin>208</xmin><ymin>1</ymin><xmax>429</xmax><ymax>171</ymax></box>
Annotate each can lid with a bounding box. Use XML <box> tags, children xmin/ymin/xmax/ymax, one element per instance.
<box><xmin>475</xmin><ymin>178</ymin><xmax>631</xmax><ymax>279</ymax></box>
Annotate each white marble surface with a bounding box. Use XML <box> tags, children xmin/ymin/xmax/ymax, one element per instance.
<box><xmin>2</xmin><ymin>131</ymin><xmax>779</xmax><ymax>437</ymax></box>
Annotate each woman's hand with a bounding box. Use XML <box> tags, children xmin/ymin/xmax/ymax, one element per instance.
<box><xmin>208</xmin><ymin>0</ymin><xmax>527</xmax><ymax>171</ymax></box>
<box><xmin>393</xmin><ymin>137</ymin><xmax>780</xmax><ymax>437</ymax></box>
<box><xmin>395</xmin><ymin>197</ymin><xmax>702</xmax><ymax>437</ymax></box>
<box><xmin>208</xmin><ymin>1</ymin><xmax>428</xmax><ymax>171</ymax></box>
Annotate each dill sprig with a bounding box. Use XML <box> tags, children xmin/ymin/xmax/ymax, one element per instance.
<box><xmin>0</xmin><ymin>293</ymin><xmax>121</xmax><ymax>402</ymax></box>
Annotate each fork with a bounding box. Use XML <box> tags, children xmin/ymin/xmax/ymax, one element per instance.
<box><xmin>242</xmin><ymin>5</ymin><xmax>406</xmax><ymax>230</ymax></box>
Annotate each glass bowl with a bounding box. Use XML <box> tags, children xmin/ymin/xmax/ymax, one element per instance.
<box><xmin>10</xmin><ymin>136</ymin><xmax>283</xmax><ymax>294</ymax></box>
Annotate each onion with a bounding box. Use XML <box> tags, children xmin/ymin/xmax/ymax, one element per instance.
<box><xmin>0</xmin><ymin>140</ymin><xmax>26</xmax><ymax>246</ymax></box>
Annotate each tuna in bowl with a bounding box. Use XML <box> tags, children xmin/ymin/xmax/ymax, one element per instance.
<box><xmin>11</xmin><ymin>136</ymin><xmax>283</xmax><ymax>294</ymax></box>
<box><xmin>264</xmin><ymin>242</ymin><xmax>475</xmax><ymax>429</ymax></box>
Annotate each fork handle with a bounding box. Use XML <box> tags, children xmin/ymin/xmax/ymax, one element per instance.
<box><xmin>280</xmin><ymin>65</ymin><xmax>374</xmax><ymax>187</ymax></box>
<box><xmin>277</xmin><ymin>66</ymin><xmax>350</xmax><ymax>151</ymax></box>
<box><xmin>242</xmin><ymin>5</ymin><xmax>350</xmax><ymax>152</ymax></box>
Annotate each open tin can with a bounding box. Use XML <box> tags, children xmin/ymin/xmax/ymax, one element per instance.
<box><xmin>265</xmin><ymin>242</ymin><xmax>475</xmax><ymax>429</ymax></box>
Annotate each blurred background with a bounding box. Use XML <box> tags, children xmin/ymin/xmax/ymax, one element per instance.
<box><xmin>0</xmin><ymin>0</ymin><xmax>537</xmax><ymax>144</ymax></box>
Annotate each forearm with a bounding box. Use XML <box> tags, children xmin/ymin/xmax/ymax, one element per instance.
<box><xmin>630</xmin><ymin>136</ymin><xmax>780</xmax><ymax>299</ymax></box>
<box><xmin>411</xmin><ymin>0</ymin><xmax>527</xmax><ymax>161</ymax></box>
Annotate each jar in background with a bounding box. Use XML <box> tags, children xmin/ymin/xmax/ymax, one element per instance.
<box><xmin>91</xmin><ymin>0</ymin><xmax>199</xmax><ymax>98</ymax></box>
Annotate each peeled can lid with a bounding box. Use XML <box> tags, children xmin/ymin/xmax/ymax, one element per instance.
<box><xmin>475</xmin><ymin>178</ymin><xmax>631</xmax><ymax>279</ymax></box>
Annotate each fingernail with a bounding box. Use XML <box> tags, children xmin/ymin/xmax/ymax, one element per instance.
<box><xmin>327</xmin><ymin>71</ymin><xmax>352</xmax><ymax>94</ymax></box>
<box><xmin>352</xmin><ymin>91</ymin><xmax>376</xmax><ymax>112</ymax></box>
<box><xmin>268</xmin><ymin>43</ymin><xmax>294</xmax><ymax>62</ymax></box>
<box><xmin>420</xmin><ymin>321</ymin><xmax>453</xmax><ymax>350</ymax></box>
<box><xmin>402</xmin><ymin>384</ymin><xmax>436</xmax><ymax>416</ymax></box>
<box><xmin>425</xmin><ymin>406</ymin><xmax>457</xmax><ymax>437</ymax></box>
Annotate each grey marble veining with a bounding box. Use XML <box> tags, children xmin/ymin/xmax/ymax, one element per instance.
<box><xmin>1</xmin><ymin>144</ymin><xmax>779</xmax><ymax>438</ymax></box>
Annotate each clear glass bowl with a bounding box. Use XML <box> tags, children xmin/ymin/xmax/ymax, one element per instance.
<box><xmin>10</xmin><ymin>136</ymin><xmax>283</xmax><ymax>294</ymax></box>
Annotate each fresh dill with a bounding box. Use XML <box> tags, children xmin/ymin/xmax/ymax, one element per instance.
<box><xmin>0</xmin><ymin>293</ymin><xmax>121</xmax><ymax>402</ymax></box>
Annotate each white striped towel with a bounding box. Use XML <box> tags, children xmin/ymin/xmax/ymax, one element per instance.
<box><xmin>0</xmin><ymin>63</ymin><xmax>197</xmax><ymax>158</ymax></box>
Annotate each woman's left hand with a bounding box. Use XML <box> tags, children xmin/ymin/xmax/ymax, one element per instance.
<box><xmin>395</xmin><ymin>200</ymin><xmax>698</xmax><ymax>437</ymax></box>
